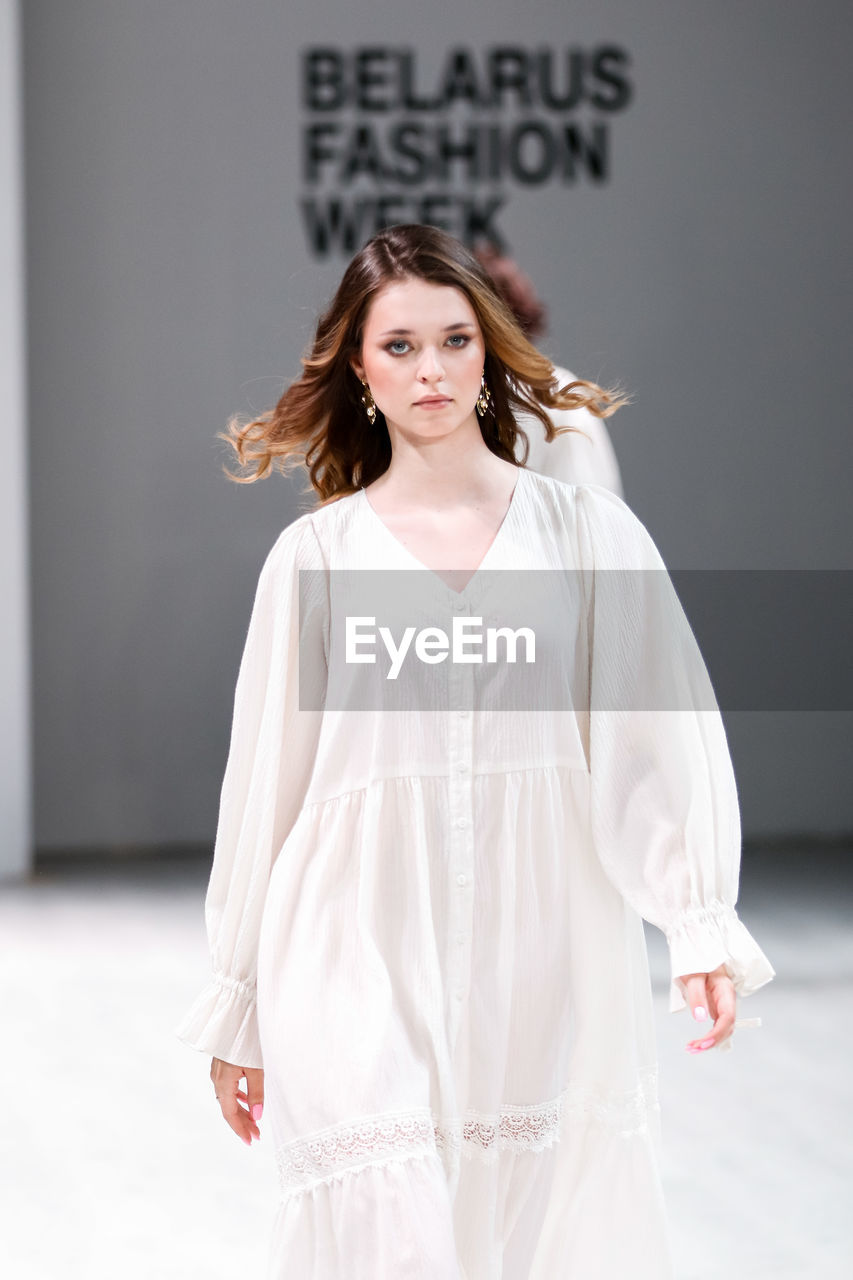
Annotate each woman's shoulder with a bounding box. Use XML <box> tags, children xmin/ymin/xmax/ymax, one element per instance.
<box><xmin>523</xmin><ymin>470</ymin><xmax>664</xmax><ymax>565</ymax></box>
<box><xmin>523</xmin><ymin>467</ymin><xmax>632</xmax><ymax>522</ymax></box>
<box><xmin>257</xmin><ymin>507</ymin><xmax>325</xmax><ymax>583</ymax></box>
<box><xmin>262</xmin><ymin>488</ymin><xmax>361</xmax><ymax>570</ymax></box>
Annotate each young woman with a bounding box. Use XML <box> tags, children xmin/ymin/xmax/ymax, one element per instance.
<box><xmin>176</xmin><ymin>223</ymin><xmax>774</xmax><ymax>1278</ymax></box>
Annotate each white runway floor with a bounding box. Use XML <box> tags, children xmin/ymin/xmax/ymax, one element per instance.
<box><xmin>0</xmin><ymin>845</ymin><xmax>850</xmax><ymax>1279</ymax></box>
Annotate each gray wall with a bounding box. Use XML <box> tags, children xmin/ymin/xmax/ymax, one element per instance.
<box><xmin>1</xmin><ymin>0</ymin><xmax>30</xmax><ymax>878</ymax></box>
<box><xmin>23</xmin><ymin>1</ymin><xmax>852</xmax><ymax>851</ymax></box>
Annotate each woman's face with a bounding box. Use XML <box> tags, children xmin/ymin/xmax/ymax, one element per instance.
<box><xmin>350</xmin><ymin>276</ymin><xmax>486</xmax><ymax>441</ymax></box>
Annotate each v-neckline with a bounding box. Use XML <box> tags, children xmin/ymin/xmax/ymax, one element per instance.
<box><xmin>360</xmin><ymin>466</ymin><xmax>526</xmax><ymax>598</ymax></box>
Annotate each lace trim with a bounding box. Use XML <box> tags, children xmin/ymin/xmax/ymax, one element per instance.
<box><xmin>276</xmin><ymin>1110</ymin><xmax>436</xmax><ymax>1194</ymax></box>
<box><xmin>276</xmin><ymin>1070</ymin><xmax>659</xmax><ymax>1195</ymax></box>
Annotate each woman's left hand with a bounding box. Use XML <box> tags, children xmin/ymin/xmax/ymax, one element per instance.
<box><xmin>678</xmin><ymin>964</ymin><xmax>736</xmax><ymax>1053</ymax></box>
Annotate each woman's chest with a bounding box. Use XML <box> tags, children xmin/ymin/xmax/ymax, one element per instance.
<box><xmin>366</xmin><ymin>507</ymin><xmax>511</xmax><ymax>591</ymax></box>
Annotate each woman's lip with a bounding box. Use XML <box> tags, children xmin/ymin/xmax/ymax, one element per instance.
<box><xmin>415</xmin><ymin>397</ymin><xmax>452</xmax><ymax>406</ymax></box>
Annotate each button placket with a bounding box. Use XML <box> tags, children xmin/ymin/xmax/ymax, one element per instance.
<box><xmin>446</xmin><ymin>591</ymin><xmax>475</xmax><ymax>1043</ymax></box>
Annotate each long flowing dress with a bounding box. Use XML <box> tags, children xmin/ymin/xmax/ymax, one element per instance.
<box><xmin>176</xmin><ymin>468</ymin><xmax>775</xmax><ymax>1278</ymax></box>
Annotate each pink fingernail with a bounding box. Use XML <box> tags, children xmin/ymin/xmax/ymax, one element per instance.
<box><xmin>251</xmin><ymin>1104</ymin><xmax>263</xmax><ymax>1122</ymax></box>
<box><xmin>693</xmin><ymin>1006</ymin><xmax>708</xmax><ymax>1021</ymax></box>
<box><xmin>686</xmin><ymin>1046</ymin><xmax>701</xmax><ymax>1054</ymax></box>
<box><xmin>699</xmin><ymin>1038</ymin><xmax>715</xmax><ymax>1049</ymax></box>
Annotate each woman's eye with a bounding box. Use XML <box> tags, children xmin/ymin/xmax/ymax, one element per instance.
<box><xmin>384</xmin><ymin>335</ymin><xmax>470</xmax><ymax>355</ymax></box>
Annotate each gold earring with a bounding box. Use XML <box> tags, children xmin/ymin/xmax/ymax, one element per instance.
<box><xmin>476</xmin><ymin>371</ymin><xmax>492</xmax><ymax>418</ymax></box>
<box><xmin>360</xmin><ymin>378</ymin><xmax>377</xmax><ymax>425</ymax></box>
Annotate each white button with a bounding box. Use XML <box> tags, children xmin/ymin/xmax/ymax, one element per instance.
<box><xmin>456</xmin><ymin>933</ymin><xmax>466</xmax><ymax>945</ymax></box>
<box><xmin>453</xmin><ymin>600</ymin><xmax>466</xmax><ymax>612</ymax></box>
<box><xmin>457</xmin><ymin>762</ymin><xmax>468</xmax><ymax>773</ymax></box>
<box><xmin>454</xmin><ymin>817</ymin><xmax>468</xmax><ymax>829</ymax></box>
<box><xmin>454</xmin><ymin>988</ymin><xmax>464</xmax><ymax>1000</ymax></box>
<box><xmin>457</xmin><ymin>709</ymin><xmax>469</xmax><ymax>719</ymax></box>
<box><xmin>456</xmin><ymin>873</ymin><xmax>468</xmax><ymax>887</ymax></box>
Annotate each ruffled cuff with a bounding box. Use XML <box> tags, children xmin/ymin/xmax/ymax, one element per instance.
<box><xmin>174</xmin><ymin>971</ymin><xmax>263</xmax><ymax>1069</ymax></box>
<box><xmin>665</xmin><ymin>898</ymin><xmax>776</xmax><ymax>1013</ymax></box>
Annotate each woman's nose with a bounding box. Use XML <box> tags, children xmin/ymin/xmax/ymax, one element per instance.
<box><xmin>417</xmin><ymin>346</ymin><xmax>445</xmax><ymax>381</ymax></box>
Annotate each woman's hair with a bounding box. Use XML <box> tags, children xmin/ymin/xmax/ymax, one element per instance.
<box><xmin>221</xmin><ymin>224</ymin><xmax>628</xmax><ymax>504</ymax></box>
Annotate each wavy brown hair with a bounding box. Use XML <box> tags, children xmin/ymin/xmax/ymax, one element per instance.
<box><xmin>221</xmin><ymin>224</ymin><xmax>628</xmax><ymax>505</ymax></box>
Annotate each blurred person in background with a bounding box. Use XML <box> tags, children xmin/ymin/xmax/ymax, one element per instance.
<box><xmin>475</xmin><ymin>242</ymin><xmax>624</xmax><ymax>496</ymax></box>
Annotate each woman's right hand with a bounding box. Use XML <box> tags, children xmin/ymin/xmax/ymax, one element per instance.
<box><xmin>210</xmin><ymin>1057</ymin><xmax>265</xmax><ymax>1145</ymax></box>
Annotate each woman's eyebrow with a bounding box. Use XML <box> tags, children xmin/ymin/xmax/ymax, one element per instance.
<box><xmin>378</xmin><ymin>322</ymin><xmax>476</xmax><ymax>337</ymax></box>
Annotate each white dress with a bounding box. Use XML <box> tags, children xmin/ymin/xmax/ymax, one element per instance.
<box><xmin>176</xmin><ymin>468</ymin><xmax>774</xmax><ymax>1279</ymax></box>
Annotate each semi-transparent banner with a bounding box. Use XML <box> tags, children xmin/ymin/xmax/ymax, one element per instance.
<box><xmin>296</xmin><ymin>568</ymin><xmax>852</xmax><ymax>713</ymax></box>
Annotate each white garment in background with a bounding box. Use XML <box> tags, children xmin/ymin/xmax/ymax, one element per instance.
<box><xmin>513</xmin><ymin>363</ymin><xmax>625</xmax><ymax>496</ymax></box>
<box><xmin>176</xmin><ymin>468</ymin><xmax>774</xmax><ymax>1278</ymax></box>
